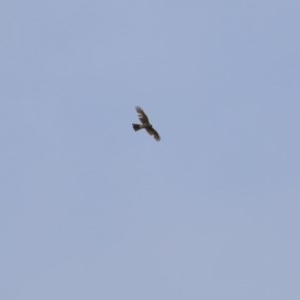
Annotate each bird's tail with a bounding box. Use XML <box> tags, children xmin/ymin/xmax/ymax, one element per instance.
<box><xmin>132</xmin><ymin>124</ymin><xmax>142</xmax><ymax>131</ymax></box>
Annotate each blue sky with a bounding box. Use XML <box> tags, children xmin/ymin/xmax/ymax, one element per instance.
<box><xmin>1</xmin><ymin>1</ymin><xmax>300</xmax><ymax>299</ymax></box>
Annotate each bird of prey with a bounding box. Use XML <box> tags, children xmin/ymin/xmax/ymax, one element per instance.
<box><xmin>132</xmin><ymin>106</ymin><xmax>161</xmax><ymax>141</ymax></box>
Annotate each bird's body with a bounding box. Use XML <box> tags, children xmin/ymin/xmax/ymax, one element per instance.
<box><xmin>132</xmin><ymin>106</ymin><xmax>160</xmax><ymax>141</ymax></box>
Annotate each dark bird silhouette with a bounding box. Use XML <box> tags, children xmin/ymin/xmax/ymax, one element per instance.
<box><xmin>132</xmin><ymin>106</ymin><xmax>160</xmax><ymax>141</ymax></box>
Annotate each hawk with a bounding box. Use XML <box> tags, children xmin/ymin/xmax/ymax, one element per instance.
<box><xmin>132</xmin><ymin>106</ymin><xmax>161</xmax><ymax>141</ymax></box>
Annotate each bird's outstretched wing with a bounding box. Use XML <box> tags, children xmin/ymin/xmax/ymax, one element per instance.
<box><xmin>146</xmin><ymin>127</ymin><xmax>160</xmax><ymax>141</ymax></box>
<box><xmin>136</xmin><ymin>106</ymin><xmax>150</xmax><ymax>125</ymax></box>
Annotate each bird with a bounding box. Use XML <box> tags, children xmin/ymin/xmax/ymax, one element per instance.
<box><xmin>132</xmin><ymin>106</ymin><xmax>161</xmax><ymax>141</ymax></box>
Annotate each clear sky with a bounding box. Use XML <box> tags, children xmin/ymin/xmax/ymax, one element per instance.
<box><xmin>1</xmin><ymin>1</ymin><xmax>300</xmax><ymax>299</ymax></box>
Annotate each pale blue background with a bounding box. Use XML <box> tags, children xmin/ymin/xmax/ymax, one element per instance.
<box><xmin>1</xmin><ymin>1</ymin><xmax>300</xmax><ymax>299</ymax></box>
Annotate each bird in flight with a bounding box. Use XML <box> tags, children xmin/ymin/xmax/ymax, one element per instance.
<box><xmin>132</xmin><ymin>106</ymin><xmax>161</xmax><ymax>141</ymax></box>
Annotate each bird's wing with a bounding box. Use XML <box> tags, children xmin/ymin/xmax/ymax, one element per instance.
<box><xmin>136</xmin><ymin>106</ymin><xmax>150</xmax><ymax>124</ymax></box>
<box><xmin>146</xmin><ymin>127</ymin><xmax>161</xmax><ymax>141</ymax></box>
